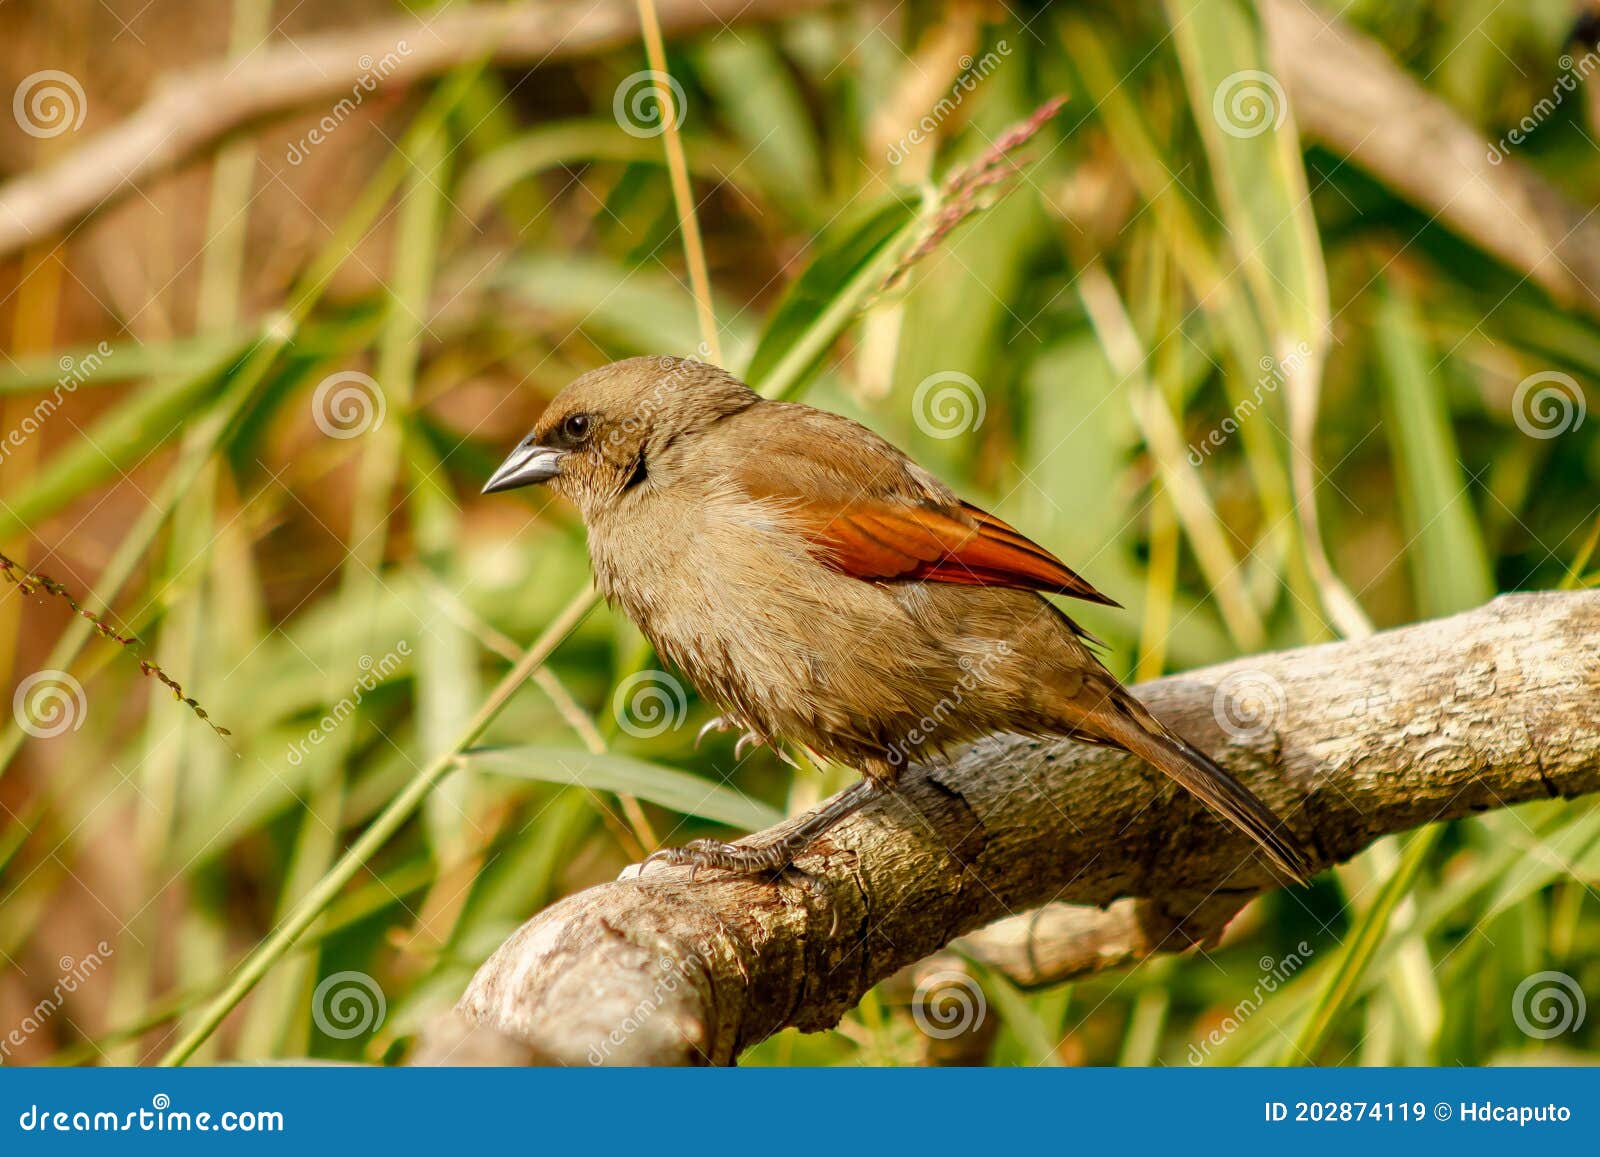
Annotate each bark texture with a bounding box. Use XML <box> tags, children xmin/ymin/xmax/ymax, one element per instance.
<box><xmin>428</xmin><ymin>593</ymin><xmax>1600</xmax><ymax>1065</ymax></box>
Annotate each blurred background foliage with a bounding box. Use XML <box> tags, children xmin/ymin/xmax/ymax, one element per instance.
<box><xmin>0</xmin><ymin>0</ymin><xmax>1597</xmax><ymax>1066</ymax></box>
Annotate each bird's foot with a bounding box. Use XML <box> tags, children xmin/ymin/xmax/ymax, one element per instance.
<box><xmin>642</xmin><ymin>834</ymin><xmax>810</xmax><ymax>881</ymax></box>
<box><xmin>638</xmin><ymin>835</ymin><xmax>837</xmax><ymax>927</ymax></box>
<box><xmin>636</xmin><ymin>776</ymin><xmax>886</xmax><ymax>884</ymax></box>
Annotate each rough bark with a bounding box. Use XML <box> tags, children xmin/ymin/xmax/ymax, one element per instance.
<box><xmin>422</xmin><ymin>592</ymin><xmax>1600</xmax><ymax>1066</ymax></box>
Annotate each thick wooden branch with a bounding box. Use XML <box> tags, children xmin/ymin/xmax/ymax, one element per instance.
<box><xmin>427</xmin><ymin>592</ymin><xmax>1600</xmax><ymax>1065</ymax></box>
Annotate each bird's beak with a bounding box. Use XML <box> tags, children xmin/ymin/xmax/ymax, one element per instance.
<box><xmin>482</xmin><ymin>443</ymin><xmax>564</xmax><ymax>493</ymax></box>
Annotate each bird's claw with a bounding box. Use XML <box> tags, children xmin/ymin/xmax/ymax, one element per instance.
<box><xmin>697</xmin><ymin>713</ymin><xmax>794</xmax><ymax>765</ymax></box>
<box><xmin>696</xmin><ymin>713</ymin><xmax>761</xmax><ymax>750</ymax></box>
<box><xmin>636</xmin><ymin>838</ymin><xmax>840</xmax><ymax>931</ymax></box>
<box><xmin>694</xmin><ymin>714</ymin><xmax>740</xmax><ymax>748</ymax></box>
<box><xmin>640</xmin><ymin>836</ymin><xmax>802</xmax><ymax>881</ymax></box>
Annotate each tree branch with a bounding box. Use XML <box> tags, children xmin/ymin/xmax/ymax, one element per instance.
<box><xmin>950</xmin><ymin>892</ymin><xmax>1253</xmax><ymax>989</ymax></box>
<box><xmin>9</xmin><ymin>0</ymin><xmax>1600</xmax><ymax>326</ymax></box>
<box><xmin>0</xmin><ymin>0</ymin><xmax>801</xmax><ymax>258</ymax></box>
<box><xmin>425</xmin><ymin>592</ymin><xmax>1600</xmax><ymax>1065</ymax></box>
<box><xmin>1265</xmin><ymin>0</ymin><xmax>1600</xmax><ymax>319</ymax></box>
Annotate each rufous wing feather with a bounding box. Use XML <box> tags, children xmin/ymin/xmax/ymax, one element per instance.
<box><xmin>792</xmin><ymin>498</ymin><xmax>1119</xmax><ymax>607</ymax></box>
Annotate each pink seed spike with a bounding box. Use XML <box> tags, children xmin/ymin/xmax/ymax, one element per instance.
<box><xmin>881</xmin><ymin>95</ymin><xmax>1070</xmax><ymax>294</ymax></box>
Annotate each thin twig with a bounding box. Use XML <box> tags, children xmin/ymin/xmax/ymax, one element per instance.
<box><xmin>0</xmin><ymin>549</ymin><xmax>230</xmax><ymax>737</ymax></box>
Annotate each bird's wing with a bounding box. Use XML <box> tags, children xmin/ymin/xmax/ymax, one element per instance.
<box><xmin>721</xmin><ymin>403</ymin><xmax>1119</xmax><ymax>607</ymax></box>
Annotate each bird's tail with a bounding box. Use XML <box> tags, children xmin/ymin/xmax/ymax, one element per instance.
<box><xmin>1090</xmin><ymin>691</ymin><xmax>1313</xmax><ymax>886</ymax></box>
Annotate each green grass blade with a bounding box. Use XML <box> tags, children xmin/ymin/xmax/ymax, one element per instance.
<box><xmin>1281</xmin><ymin>827</ymin><xmax>1440</xmax><ymax>1064</ymax></box>
<box><xmin>468</xmin><ymin>745</ymin><xmax>782</xmax><ymax>831</ymax></box>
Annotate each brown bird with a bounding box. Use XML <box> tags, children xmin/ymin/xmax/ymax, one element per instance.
<box><xmin>484</xmin><ymin>356</ymin><xmax>1310</xmax><ymax>883</ymax></box>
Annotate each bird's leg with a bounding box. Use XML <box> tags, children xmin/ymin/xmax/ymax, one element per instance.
<box><xmin>643</xmin><ymin>776</ymin><xmax>884</xmax><ymax>877</ymax></box>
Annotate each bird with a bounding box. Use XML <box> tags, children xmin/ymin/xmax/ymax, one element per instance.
<box><xmin>483</xmin><ymin>356</ymin><xmax>1311</xmax><ymax>884</ymax></box>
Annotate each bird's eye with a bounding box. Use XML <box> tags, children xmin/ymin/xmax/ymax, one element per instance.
<box><xmin>560</xmin><ymin>413</ymin><xmax>592</xmax><ymax>443</ymax></box>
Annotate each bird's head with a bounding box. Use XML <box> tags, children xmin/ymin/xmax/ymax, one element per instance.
<box><xmin>483</xmin><ymin>355</ymin><xmax>758</xmax><ymax>518</ymax></box>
